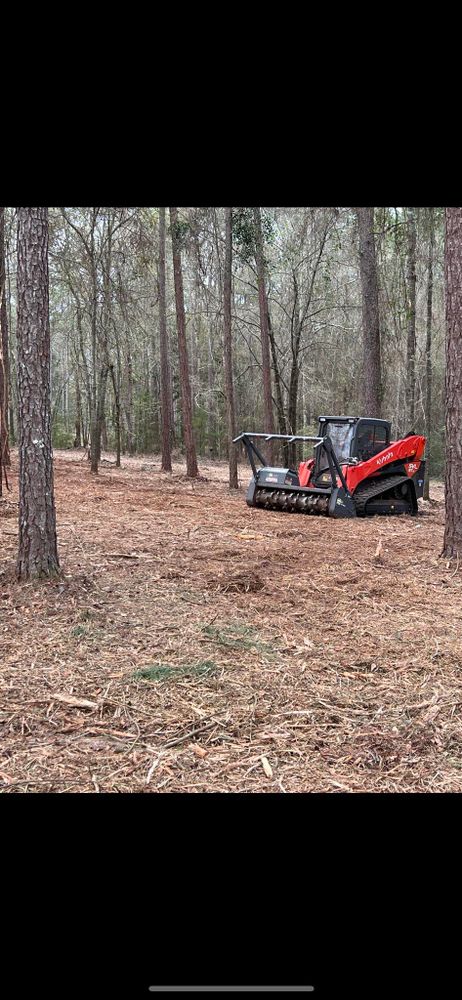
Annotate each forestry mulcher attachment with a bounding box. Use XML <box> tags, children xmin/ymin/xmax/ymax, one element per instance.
<box><xmin>234</xmin><ymin>416</ymin><xmax>426</xmax><ymax>518</ymax></box>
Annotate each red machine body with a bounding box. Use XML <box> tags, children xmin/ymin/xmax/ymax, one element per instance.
<box><xmin>298</xmin><ymin>434</ymin><xmax>426</xmax><ymax>493</ymax></box>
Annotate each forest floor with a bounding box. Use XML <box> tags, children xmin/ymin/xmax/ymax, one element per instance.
<box><xmin>1</xmin><ymin>450</ymin><xmax>462</xmax><ymax>793</ymax></box>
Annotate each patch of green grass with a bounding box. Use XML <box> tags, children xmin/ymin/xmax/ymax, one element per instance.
<box><xmin>132</xmin><ymin>660</ymin><xmax>217</xmax><ymax>683</ymax></box>
<box><xmin>70</xmin><ymin>622</ymin><xmax>107</xmax><ymax>643</ymax></box>
<box><xmin>71</xmin><ymin>624</ymin><xmax>90</xmax><ymax>638</ymax></box>
<box><xmin>202</xmin><ymin>622</ymin><xmax>276</xmax><ymax>655</ymax></box>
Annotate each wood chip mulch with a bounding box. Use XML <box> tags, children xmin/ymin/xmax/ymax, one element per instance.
<box><xmin>1</xmin><ymin>450</ymin><xmax>461</xmax><ymax>793</ymax></box>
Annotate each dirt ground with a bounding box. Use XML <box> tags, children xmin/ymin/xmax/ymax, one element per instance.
<box><xmin>1</xmin><ymin>450</ymin><xmax>461</xmax><ymax>792</ymax></box>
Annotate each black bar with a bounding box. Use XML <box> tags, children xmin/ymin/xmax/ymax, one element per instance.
<box><xmin>321</xmin><ymin>436</ymin><xmax>351</xmax><ymax>494</ymax></box>
<box><xmin>148</xmin><ymin>989</ymin><xmax>315</xmax><ymax>993</ymax></box>
<box><xmin>233</xmin><ymin>433</ymin><xmax>323</xmax><ymax>444</ymax></box>
<box><xmin>235</xmin><ymin>434</ymin><xmax>268</xmax><ymax>476</ymax></box>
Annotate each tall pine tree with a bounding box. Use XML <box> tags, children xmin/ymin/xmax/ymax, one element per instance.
<box><xmin>442</xmin><ymin>207</ymin><xmax>462</xmax><ymax>558</ymax></box>
<box><xmin>16</xmin><ymin>207</ymin><xmax>59</xmax><ymax>579</ymax></box>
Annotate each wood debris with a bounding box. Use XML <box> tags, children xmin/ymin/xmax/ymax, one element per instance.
<box><xmin>1</xmin><ymin>452</ymin><xmax>459</xmax><ymax>793</ymax></box>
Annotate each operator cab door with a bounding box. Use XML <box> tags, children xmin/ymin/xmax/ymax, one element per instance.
<box><xmin>352</xmin><ymin>420</ymin><xmax>390</xmax><ymax>462</ymax></box>
<box><xmin>313</xmin><ymin>419</ymin><xmax>355</xmax><ymax>486</ymax></box>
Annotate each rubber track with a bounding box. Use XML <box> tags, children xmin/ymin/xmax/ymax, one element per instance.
<box><xmin>353</xmin><ymin>474</ymin><xmax>413</xmax><ymax>516</ymax></box>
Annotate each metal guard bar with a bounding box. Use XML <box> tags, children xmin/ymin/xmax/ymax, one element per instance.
<box><xmin>233</xmin><ymin>433</ymin><xmax>324</xmax><ymax>444</ymax></box>
<box><xmin>233</xmin><ymin>432</ymin><xmax>351</xmax><ymax>496</ymax></box>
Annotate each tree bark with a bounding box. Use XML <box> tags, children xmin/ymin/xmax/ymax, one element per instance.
<box><xmin>287</xmin><ymin>270</ymin><xmax>301</xmax><ymax>449</ymax></box>
<box><xmin>355</xmin><ymin>207</ymin><xmax>382</xmax><ymax>416</ymax></box>
<box><xmin>158</xmin><ymin>207</ymin><xmax>173</xmax><ymax>472</ymax></box>
<box><xmin>109</xmin><ymin>363</ymin><xmax>121</xmax><ymax>466</ymax></box>
<box><xmin>406</xmin><ymin>207</ymin><xmax>417</xmax><ymax>429</ymax></box>
<box><xmin>253</xmin><ymin>208</ymin><xmax>275</xmax><ymax>460</ymax></box>
<box><xmin>442</xmin><ymin>207</ymin><xmax>462</xmax><ymax>558</ymax></box>
<box><xmin>223</xmin><ymin>208</ymin><xmax>238</xmax><ymax>489</ymax></box>
<box><xmin>267</xmin><ymin>311</ymin><xmax>287</xmax><ymax>439</ymax></box>
<box><xmin>100</xmin><ymin>211</ymin><xmax>113</xmax><ymax>461</ymax></box>
<box><xmin>95</xmin><ymin>365</ymin><xmax>109</xmax><ymax>463</ymax></box>
<box><xmin>169</xmin><ymin>207</ymin><xmax>199</xmax><ymax>478</ymax></box>
<box><xmin>16</xmin><ymin>207</ymin><xmax>59</xmax><ymax>579</ymax></box>
<box><xmin>101</xmin><ymin>414</ymin><xmax>108</xmax><ymax>452</ymax></box>
<box><xmin>0</xmin><ymin>207</ymin><xmax>10</xmax><ymax>475</ymax></box>
<box><xmin>423</xmin><ymin>208</ymin><xmax>434</xmax><ymax>500</ymax></box>
<box><xmin>125</xmin><ymin>345</ymin><xmax>135</xmax><ymax>455</ymax></box>
<box><xmin>89</xmin><ymin>211</ymin><xmax>99</xmax><ymax>472</ymax></box>
<box><xmin>74</xmin><ymin>366</ymin><xmax>82</xmax><ymax>447</ymax></box>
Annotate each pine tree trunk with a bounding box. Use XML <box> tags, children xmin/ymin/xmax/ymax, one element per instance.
<box><xmin>16</xmin><ymin>207</ymin><xmax>59</xmax><ymax>579</ymax></box>
<box><xmin>101</xmin><ymin>414</ymin><xmax>108</xmax><ymax>452</ymax></box>
<box><xmin>7</xmin><ymin>226</ymin><xmax>15</xmax><ymax>447</ymax></box>
<box><xmin>355</xmin><ymin>207</ymin><xmax>382</xmax><ymax>416</ymax></box>
<box><xmin>109</xmin><ymin>364</ymin><xmax>121</xmax><ymax>467</ymax></box>
<box><xmin>74</xmin><ymin>368</ymin><xmax>82</xmax><ymax>447</ymax></box>
<box><xmin>0</xmin><ymin>207</ymin><xmax>10</xmax><ymax>471</ymax></box>
<box><xmin>253</xmin><ymin>208</ymin><xmax>275</xmax><ymax>461</ymax></box>
<box><xmin>223</xmin><ymin>208</ymin><xmax>238</xmax><ymax>489</ymax></box>
<box><xmin>125</xmin><ymin>347</ymin><xmax>135</xmax><ymax>455</ymax></box>
<box><xmin>95</xmin><ymin>366</ymin><xmax>109</xmax><ymax>462</ymax></box>
<box><xmin>207</xmin><ymin>332</ymin><xmax>215</xmax><ymax>457</ymax></box>
<box><xmin>442</xmin><ymin>207</ymin><xmax>462</xmax><ymax>558</ymax></box>
<box><xmin>169</xmin><ymin>207</ymin><xmax>198</xmax><ymax>478</ymax></box>
<box><xmin>423</xmin><ymin>207</ymin><xmax>434</xmax><ymax>501</ymax></box>
<box><xmin>406</xmin><ymin>207</ymin><xmax>417</xmax><ymax>429</ymax></box>
<box><xmin>89</xmin><ymin>216</ymin><xmax>99</xmax><ymax>473</ymax></box>
<box><xmin>267</xmin><ymin>311</ymin><xmax>287</xmax><ymax>438</ymax></box>
<box><xmin>287</xmin><ymin>368</ymin><xmax>300</xmax><ymax>469</ymax></box>
<box><xmin>158</xmin><ymin>207</ymin><xmax>172</xmax><ymax>472</ymax></box>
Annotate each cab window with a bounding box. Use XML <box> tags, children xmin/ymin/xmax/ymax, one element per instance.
<box><xmin>356</xmin><ymin>423</ymin><xmax>388</xmax><ymax>461</ymax></box>
<box><xmin>373</xmin><ymin>425</ymin><xmax>387</xmax><ymax>452</ymax></box>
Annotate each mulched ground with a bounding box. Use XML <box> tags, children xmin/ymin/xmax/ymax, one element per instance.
<box><xmin>1</xmin><ymin>450</ymin><xmax>461</xmax><ymax>793</ymax></box>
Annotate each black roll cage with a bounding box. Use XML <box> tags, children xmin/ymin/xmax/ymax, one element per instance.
<box><xmin>318</xmin><ymin>416</ymin><xmax>392</xmax><ymax>462</ymax></box>
<box><xmin>233</xmin><ymin>432</ymin><xmax>351</xmax><ymax>496</ymax></box>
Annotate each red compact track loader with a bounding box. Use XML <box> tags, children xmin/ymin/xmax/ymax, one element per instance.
<box><xmin>234</xmin><ymin>416</ymin><xmax>426</xmax><ymax>518</ymax></box>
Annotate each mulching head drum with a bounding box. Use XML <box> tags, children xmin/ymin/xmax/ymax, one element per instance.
<box><xmin>254</xmin><ymin>487</ymin><xmax>329</xmax><ymax>515</ymax></box>
<box><xmin>237</xmin><ymin>432</ymin><xmax>358</xmax><ymax>519</ymax></box>
<box><xmin>247</xmin><ymin>471</ymin><xmax>357</xmax><ymax>518</ymax></box>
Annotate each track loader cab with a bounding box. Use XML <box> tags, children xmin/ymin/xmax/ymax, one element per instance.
<box><xmin>234</xmin><ymin>416</ymin><xmax>425</xmax><ymax>519</ymax></box>
<box><xmin>311</xmin><ymin>416</ymin><xmax>391</xmax><ymax>486</ymax></box>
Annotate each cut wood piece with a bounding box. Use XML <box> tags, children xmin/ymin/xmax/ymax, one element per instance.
<box><xmin>261</xmin><ymin>755</ymin><xmax>273</xmax><ymax>778</ymax></box>
<box><xmin>51</xmin><ymin>692</ymin><xmax>99</xmax><ymax>709</ymax></box>
<box><xmin>374</xmin><ymin>540</ymin><xmax>384</xmax><ymax>563</ymax></box>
